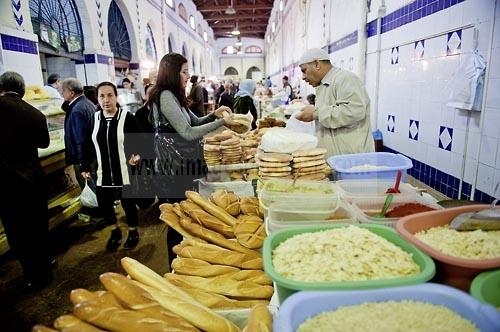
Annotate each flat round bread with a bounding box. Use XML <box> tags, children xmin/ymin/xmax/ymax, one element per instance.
<box><xmin>204</xmin><ymin>145</ymin><xmax>221</xmax><ymax>152</ymax></box>
<box><xmin>292</xmin><ymin>155</ymin><xmax>324</xmax><ymax>163</ymax></box>
<box><xmin>241</xmin><ymin>140</ymin><xmax>258</xmax><ymax>147</ymax></box>
<box><xmin>261</xmin><ymin>175</ymin><xmax>294</xmax><ymax>180</ymax></box>
<box><xmin>259</xmin><ymin>166</ymin><xmax>292</xmax><ymax>172</ymax></box>
<box><xmin>292</xmin><ymin>159</ymin><xmax>326</xmax><ymax>169</ymax></box>
<box><xmin>259</xmin><ymin>171</ymin><xmax>291</xmax><ymax>177</ymax></box>
<box><xmin>259</xmin><ymin>153</ymin><xmax>293</xmax><ymax>162</ymax></box>
<box><xmin>297</xmin><ymin>172</ymin><xmax>327</xmax><ymax>181</ymax></box>
<box><xmin>257</xmin><ymin>161</ymin><xmax>290</xmax><ymax>168</ymax></box>
<box><xmin>220</xmin><ymin>137</ymin><xmax>240</xmax><ymax>146</ymax></box>
<box><xmin>294</xmin><ymin>164</ymin><xmax>327</xmax><ymax>175</ymax></box>
<box><xmin>292</xmin><ymin>148</ymin><xmax>327</xmax><ymax>158</ymax></box>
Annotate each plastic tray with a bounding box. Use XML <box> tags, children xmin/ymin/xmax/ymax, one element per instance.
<box><xmin>470</xmin><ymin>269</ymin><xmax>500</xmax><ymax>308</ymax></box>
<box><xmin>350</xmin><ymin>194</ymin><xmax>443</xmax><ymax>228</ymax></box>
<box><xmin>396</xmin><ymin>205</ymin><xmax>500</xmax><ymax>291</ymax></box>
<box><xmin>327</xmin><ymin>152</ymin><xmax>412</xmax><ymax>180</ymax></box>
<box><xmin>265</xmin><ymin>201</ymin><xmax>357</xmax><ymax>234</ymax></box>
<box><xmin>336</xmin><ymin>179</ymin><xmax>418</xmax><ymax>201</ymax></box>
<box><xmin>263</xmin><ymin>224</ymin><xmax>435</xmax><ymax>303</ymax></box>
<box><xmin>258</xmin><ymin>179</ymin><xmax>339</xmax><ymax>213</ymax></box>
<box><xmin>274</xmin><ymin>283</ymin><xmax>500</xmax><ymax>332</ymax></box>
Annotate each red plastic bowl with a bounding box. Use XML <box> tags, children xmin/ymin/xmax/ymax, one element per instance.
<box><xmin>396</xmin><ymin>205</ymin><xmax>500</xmax><ymax>291</ymax></box>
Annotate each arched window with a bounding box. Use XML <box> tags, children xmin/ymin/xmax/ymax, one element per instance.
<box><xmin>178</xmin><ymin>3</ymin><xmax>187</xmax><ymax>22</ymax></box>
<box><xmin>245</xmin><ymin>45</ymin><xmax>262</xmax><ymax>54</ymax></box>
<box><xmin>29</xmin><ymin>0</ymin><xmax>84</xmax><ymax>53</ymax></box>
<box><xmin>108</xmin><ymin>0</ymin><xmax>131</xmax><ymax>60</ymax></box>
<box><xmin>224</xmin><ymin>67</ymin><xmax>239</xmax><ymax>76</ymax></box>
<box><xmin>165</xmin><ymin>0</ymin><xmax>174</xmax><ymax>9</ymax></box>
<box><xmin>221</xmin><ymin>46</ymin><xmax>235</xmax><ymax>54</ymax></box>
<box><xmin>182</xmin><ymin>43</ymin><xmax>188</xmax><ymax>57</ymax></box>
<box><xmin>197</xmin><ymin>24</ymin><xmax>203</xmax><ymax>37</ymax></box>
<box><xmin>145</xmin><ymin>24</ymin><xmax>157</xmax><ymax>63</ymax></box>
<box><xmin>167</xmin><ymin>35</ymin><xmax>174</xmax><ymax>53</ymax></box>
<box><xmin>189</xmin><ymin>16</ymin><xmax>195</xmax><ymax>30</ymax></box>
<box><xmin>203</xmin><ymin>31</ymin><xmax>208</xmax><ymax>42</ymax></box>
<box><xmin>246</xmin><ymin>66</ymin><xmax>261</xmax><ymax>79</ymax></box>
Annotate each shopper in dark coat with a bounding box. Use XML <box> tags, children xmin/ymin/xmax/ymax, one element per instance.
<box><xmin>218</xmin><ymin>82</ymin><xmax>235</xmax><ymax>111</ymax></box>
<box><xmin>188</xmin><ymin>75</ymin><xmax>205</xmax><ymax>117</ymax></box>
<box><xmin>233</xmin><ymin>79</ymin><xmax>258</xmax><ymax>129</ymax></box>
<box><xmin>81</xmin><ymin>82</ymin><xmax>142</xmax><ymax>251</ymax></box>
<box><xmin>0</xmin><ymin>71</ymin><xmax>51</xmax><ymax>290</ymax></box>
<box><xmin>61</xmin><ymin>78</ymin><xmax>96</xmax><ymax>189</ymax></box>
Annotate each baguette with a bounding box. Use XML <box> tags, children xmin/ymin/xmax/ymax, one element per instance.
<box><xmin>159</xmin><ymin>210</ymin><xmax>207</xmax><ymax>242</ymax></box>
<box><xmin>172</xmin><ymin>203</ymin><xmax>189</xmax><ymax>219</ymax></box>
<box><xmin>180</xmin><ymin>201</ymin><xmax>234</xmax><ymax>238</ymax></box>
<box><xmin>239</xmin><ymin>197</ymin><xmax>264</xmax><ymax>218</ymax></box>
<box><xmin>54</xmin><ymin>314</ymin><xmax>105</xmax><ymax>332</ymax></box>
<box><xmin>121</xmin><ymin>257</ymin><xmax>238</xmax><ymax>332</ymax></box>
<box><xmin>222</xmin><ymin>270</ymin><xmax>272</xmax><ymax>285</ymax></box>
<box><xmin>178</xmin><ymin>245</ymin><xmax>263</xmax><ymax>269</ymax></box>
<box><xmin>159</xmin><ymin>203</ymin><xmax>174</xmax><ymax>213</ymax></box>
<box><xmin>185</xmin><ymin>191</ymin><xmax>238</xmax><ymax>226</ymax></box>
<box><xmin>73</xmin><ymin>300</ymin><xmax>176</xmax><ymax>332</ymax></box>
<box><xmin>180</xmin><ymin>218</ymin><xmax>259</xmax><ymax>257</ymax></box>
<box><xmin>99</xmin><ymin>273</ymin><xmax>199</xmax><ymax>331</ymax></box>
<box><xmin>165</xmin><ymin>274</ymin><xmax>274</xmax><ymax>299</ymax></box>
<box><xmin>243</xmin><ymin>304</ymin><xmax>273</xmax><ymax>332</ymax></box>
<box><xmin>168</xmin><ymin>278</ymin><xmax>269</xmax><ymax>309</ymax></box>
<box><xmin>171</xmin><ymin>258</ymin><xmax>239</xmax><ymax>277</ymax></box>
<box><xmin>69</xmin><ymin>289</ymin><xmax>123</xmax><ymax>308</ymax></box>
<box><xmin>140</xmin><ymin>284</ymin><xmax>239</xmax><ymax>332</ymax></box>
<box><xmin>32</xmin><ymin>326</ymin><xmax>58</xmax><ymax>332</ymax></box>
<box><xmin>210</xmin><ymin>190</ymin><xmax>241</xmax><ymax>216</ymax></box>
<box><xmin>234</xmin><ymin>216</ymin><xmax>265</xmax><ymax>249</ymax></box>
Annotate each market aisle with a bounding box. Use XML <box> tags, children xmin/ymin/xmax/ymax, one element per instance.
<box><xmin>0</xmin><ymin>203</ymin><xmax>167</xmax><ymax>332</ymax></box>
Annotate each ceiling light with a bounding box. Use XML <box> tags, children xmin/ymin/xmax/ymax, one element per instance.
<box><xmin>231</xmin><ymin>28</ymin><xmax>240</xmax><ymax>35</ymax></box>
<box><xmin>279</xmin><ymin>0</ymin><xmax>284</xmax><ymax>11</ymax></box>
<box><xmin>225</xmin><ymin>0</ymin><xmax>236</xmax><ymax>15</ymax></box>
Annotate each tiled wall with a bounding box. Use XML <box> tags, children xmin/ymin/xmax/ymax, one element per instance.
<box><xmin>368</xmin><ymin>0</ymin><xmax>500</xmax><ymax>203</ymax></box>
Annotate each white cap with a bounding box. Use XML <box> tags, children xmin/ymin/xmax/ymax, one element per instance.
<box><xmin>298</xmin><ymin>48</ymin><xmax>330</xmax><ymax>65</ymax></box>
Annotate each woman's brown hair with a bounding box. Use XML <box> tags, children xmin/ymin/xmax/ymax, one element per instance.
<box><xmin>148</xmin><ymin>53</ymin><xmax>188</xmax><ymax>109</ymax></box>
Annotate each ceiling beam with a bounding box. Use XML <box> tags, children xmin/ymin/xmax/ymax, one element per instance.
<box><xmin>205</xmin><ymin>14</ymin><xmax>269</xmax><ymax>21</ymax></box>
<box><xmin>198</xmin><ymin>5</ymin><xmax>273</xmax><ymax>12</ymax></box>
<box><xmin>212</xmin><ymin>22</ymin><xmax>269</xmax><ymax>28</ymax></box>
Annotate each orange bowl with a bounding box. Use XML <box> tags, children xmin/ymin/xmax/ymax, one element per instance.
<box><xmin>396</xmin><ymin>205</ymin><xmax>500</xmax><ymax>291</ymax></box>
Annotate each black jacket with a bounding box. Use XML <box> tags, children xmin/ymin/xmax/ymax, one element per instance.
<box><xmin>233</xmin><ymin>95</ymin><xmax>257</xmax><ymax>129</ymax></box>
<box><xmin>218</xmin><ymin>91</ymin><xmax>234</xmax><ymax>111</ymax></box>
<box><xmin>63</xmin><ymin>95</ymin><xmax>96</xmax><ymax>164</ymax></box>
<box><xmin>81</xmin><ymin>108</ymin><xmax>141</xmax><ymax>187</ymax></box>
<box><xmin>188</xmin><ymin>84</ymin><xmax>204</xmax><ymax>117</ymax></box>
<box><xmin>0</xmin><ymin>93</ymin><xmax>49</xmax><ymax>187</ymax></box>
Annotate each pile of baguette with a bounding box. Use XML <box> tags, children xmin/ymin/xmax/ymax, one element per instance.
<box><xmin>159</xmin><ymin>190</ymin><xmax>274</xmax><ymax>313</ymax></box>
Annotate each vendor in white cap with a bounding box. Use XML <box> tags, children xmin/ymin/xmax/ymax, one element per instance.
<box><xmin>295</xmin><ymin>48</ymin><xmax>374</xmax><ymax>157</ymax></box>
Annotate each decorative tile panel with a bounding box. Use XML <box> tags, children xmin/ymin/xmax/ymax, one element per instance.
<box><xmin>447</xmin><ymin>29</ymin><xmax>461</xmax><ymax>56</ymax></box>
<box><xmin>95</xmin><ymin>0</ymin><xmax>105</xmax><ymax>48</ymax></box>
<box><xmin>414</xmin><ymin>40</ymin><xmax>425</xmax><ymax>60</ymax></box>
<box><xmin>12</xmin><ymin>0</ymin><xmax>24</xmax><ymax>31</ymax></box>
<box><xmin>348</xmin><ymin>57</ymin><xmax>354</xmax><ymax>71</ymax></box>
<box><xmin>409</xmin><ymin>120</ymin><xmax>419</xmax><ymax>140</ymax></box>
<box><xmin>388</xmin><ymin>115</ymin><xmax>395</xmax><ymax>133</ymax></box>
<box><xmin>1</xmin><ymin>34</ymin><xmax>37</xmax><ymax>54</ymax></box>
<box><xmin>439</xmin><ymin>126</ymin><xmax>453</xmax><ymax>151</ymax></box>
<box><xmin>391</xmin><ymin>47</ymin><xmax>399</xmax><ymax>64</ymax></box>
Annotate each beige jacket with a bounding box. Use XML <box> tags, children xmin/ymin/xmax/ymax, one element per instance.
<box><xmin>313</xmin><ymin>67</ymin><xmax>374</xmax><ymax>158</ymax></box>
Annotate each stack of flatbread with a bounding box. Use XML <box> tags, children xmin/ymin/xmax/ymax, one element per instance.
<box><xmin>291</xmin><ymin>148</ymin><xmax>330</xmax><ymax>181</ymax></box>
<box><xmin>241</xmin><ymin>139</ymin><xmax>258</xmax><ymax>163</ymax></box>
<box><xmin>257</xmin><ymin>152</ymin><xmax>293</xmax><ymax>179</ymax></box>
<box><xmin>203</xmin><ymin>134</ymin><xmax>225</xmax><ymax>166</ymax></box>
<box><xmin>220</xmin><ymin>137</ymin><xmax>243</xmax><ymax>164</ymax></box>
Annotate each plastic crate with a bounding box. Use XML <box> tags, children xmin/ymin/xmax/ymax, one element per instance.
<box><xmin>350</xmin><ymin>194</ymin><xmax>443</xmax><ymax>228</ymax></box>
<box><xmin>263</xmin><ymin>224</ymin><xmax>435</xmax><ymax>303</ymax></box>
<box><xmin>327</xmin><ymin>152</ymin><xmax>412</xmax><ymax>180</ymax></box>
<box><xmin>336</xmin><ymin>179</ymin><xmax>418</xmax><ymax>202</ymax></box>
<box><xmin>274</xmin><ymin>283</ymin><xmax>500</xmax><ymax>332</ymax></box>
<box><xmin>265</xmin><ymin>201</ymin><xmax>357</xmax><ymax>234</ymax></box>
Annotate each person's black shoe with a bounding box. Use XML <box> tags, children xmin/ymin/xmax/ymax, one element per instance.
<box><xmin>123</xmin><ymin>229</ymin><xmax>139</xmax><ymax>249</ymax></box>
<box><xmin>106</xmin><ymin>228</ymin><xmax>122</xmax><ymax>251</ymax></box>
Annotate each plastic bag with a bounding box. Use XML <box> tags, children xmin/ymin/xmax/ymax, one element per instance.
<box><xmin>80</xmin><ymin>180</ymin><xmax>98</xmax><ymax>208</ymax></box>
<box><xmin>446</xmin><ymin>49</ymin><xmax>486</xmax><ymax>111</ymax></box>
<box><xmin>285</xmin><ymin>111</ymin><xmax>315</xmax><ymax>135</ymax></box>
<box><xmin>260</xmin><ymin>127</ymin><xmax>318</xmax><ymax>153</ymax></box>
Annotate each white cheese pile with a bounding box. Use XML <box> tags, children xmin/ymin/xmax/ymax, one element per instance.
<box><xmin>272</xmin><ymin>226</ymin><xmax>420</xmax><ymax>282</ymax></box>
<box><xmin>415</xmin><ymin>226</ymin><xmax>500</xmax><ymax>259</ymax></box>
<box><xmin>298</xmin><ymin>301</ymin><xmax>478</xmax><ymax>332</ymax></box>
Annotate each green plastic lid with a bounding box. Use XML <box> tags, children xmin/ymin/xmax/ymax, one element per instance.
<box><xmin>470</xmin><ymin>269</ymin><xmax>500</xmax><ymax>308</ymax></box>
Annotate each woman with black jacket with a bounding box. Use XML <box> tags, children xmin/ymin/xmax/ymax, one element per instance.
<box><xmin>81</xmin><ymin>81</ymin><xmax>142</xmax><ymax>251</ymax></box>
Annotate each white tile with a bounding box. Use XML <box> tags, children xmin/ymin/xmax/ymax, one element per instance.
<box><xmin>494</xmin><ymin>19</ymin><xmax>500</xmax><ymax>49</ymax></box>
<box><xmin>489</xmin><ymin>48</ymin><xmax>500</xmax><ymax>79</ymax></box>
<box><xmin>486</xmin><ymin>78</ymin><xmax>500</xmax><ymax>109</ymax></box>
<box><xmin>450</xmin><ymin>152</ymin><xmax>464</xmax><ymax>178</ymax></box>
<box><xmin>435</xmin><ymin>147</ymin><xmax>453</xmax><ymax>171</ymax></box>
<box><xmin>454</xmin><ymin>109</ymin><xmax>471</xmax><ymax>130</ymax></box>
<box><xmin>466</xmin><ymin>131</ymin><xmax>482</xmax><ymax>159</ymax></box>
<box><xmin>476</xmin><ymin>163</ymin><xmax>495</xmax><ymax>194</ymax></box>
<box><xmin>440</xmin><ymin>105</ymin><xmax>455</xmax><ymax>128</ymax></box>
<box><xmin>425</xmin><ymin>34</ymin><xmax>447</xmax><ymax>59</ymax></box>
<box><xmin>464</xmin><ymin>157</ymin><xmax>478</xmax><ymax>184</ymax></box>
<box><xmin>482</xmin><ymin>108</ymin><xmax>500</xmax><ymax>139</ymax></box>
<box><xmin>419</xmin><ymin>120</ymin><xmax>438</xmax><ymax>146</ymax></box>
<box><xmin>425</xmin><ymin>145</ymin><xmax>441</xmax><ymax>169</ymax></box>
<box><xmin>452</xmin><ymin>128</ymin><xmax>467</xmax><ymax>154</ymax></box>
<box><xmin>479</xmin><ymin>135</ymin><xmax>498</xmax><ymax>167</ymax></box>
<box><xmin>496</xmin><ymin>143</ymin><xmax>500</xmax><ymax>168</ymax></box>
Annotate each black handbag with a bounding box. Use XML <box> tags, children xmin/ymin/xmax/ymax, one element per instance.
<box><xmin>152</xmin><ymin>99</ymin><xmax>206</xmax><ymax>198</ymax></box>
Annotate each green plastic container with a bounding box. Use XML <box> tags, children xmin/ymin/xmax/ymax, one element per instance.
<box><xmin>470</xmin><ymin>269</ymin><xmax>500</xmax><ymax>308</ymax></box>
<box><xmin>263</xmin><ymin>224</ymin><xmax>436</xmax><ymax>303</ymax></box>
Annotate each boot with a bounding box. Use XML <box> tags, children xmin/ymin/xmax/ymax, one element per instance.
<box><xmin>123</xmin><ymin>228</ymin><xmax>139</xmax><ymax>249</ymax></box>
<box><xmin>106</xmin><ymin>228</ymin><xmax>122</xmax><ymax>251</ymax></box>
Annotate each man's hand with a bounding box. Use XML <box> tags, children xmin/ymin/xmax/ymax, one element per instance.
<box><xmin>128</xmin><ymin>154</ymin><xmax>141</xmax><ymax>166</ymax></box>
<box><xmin>295</xmin><ymin>105</ymin><xmax>315</xmax><ymax>122</ymax></box>
<box><xmin>81</xmin><ymin>172</ymin><xmax>91</xmax><ymax>180</ymax></box>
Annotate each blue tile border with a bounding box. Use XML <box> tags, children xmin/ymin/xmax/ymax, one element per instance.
<box><xmin>327</xmin><ymin>31</ymin><xmax>358</xmax><ymax>53</ymax></box>
<box><xmin>0</xmin><ymin>33</ymin><xmax>37</xmax><ymax>54</ymax></box>
<box><xmin>383</xmin><ymin>146</ymin><xmax>495</xmax><ymax>203</ymax></box>
<box><xmin>96</xmin><ymin>54</ymin><xmax>112</xmax><ymax>65</ymax></box>
<box><xmin>129</xmin><ymin>62</ymin><xmax>140</xmax><ymax>70</ymax></box>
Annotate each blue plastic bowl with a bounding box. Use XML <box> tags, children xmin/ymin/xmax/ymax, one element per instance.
<box><xmin>274</xmin><ymin>283</ymin><xmax>500</xmax><ymax>332</ymax></box>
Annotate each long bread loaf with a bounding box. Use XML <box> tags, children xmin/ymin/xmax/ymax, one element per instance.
<box><xmin>243</xmin><ymin>304</ymin><xmax>273</xmax><ymax>332</ymax></box>
<box><xmin>171</xmin><ymin>258</ymin><xmax>239</xmax><ymax>277</ymax></box>
<box><xmin>159</xmin><ymin>211</ymin><xmax>207</xmax><ymax>242</ymax></box>
<box><xmin>180</xmin><ymin>201</ymin><xmax>234</xmax><ymax>238</ymax></box>
<box><xmin>53</xmin><ymin>314</ymin><xmax>105</xmax><ymax>332</ymax></box>
<box><xmin>177</xmin><ymin>245</ymin><xmax>263</xmax><ymax>269</ymax></box>
<box><xmin>185</xmin><ymin>191</ymin><xmax>238</xmax><ymax>226</ymax></box>
<box><xmin>69</xmin><ymin>289</ymin><xmax>123</xmax><ymax>308</ymax></box>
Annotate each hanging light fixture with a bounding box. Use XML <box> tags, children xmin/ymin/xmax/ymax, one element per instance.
<box><xmin>231</xmin><ymin>21</ymin><xmax>240</xmax><ymax>35</ymax></box>
<box><xmin>225</xmin><ymin>0</ymin><xmax>236</xmax><ymax>15</ymax></box>
<box><xmin>235</xmin><ymin>36</ymin><xmax>242</xmax><ymax>46</ymax></box>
